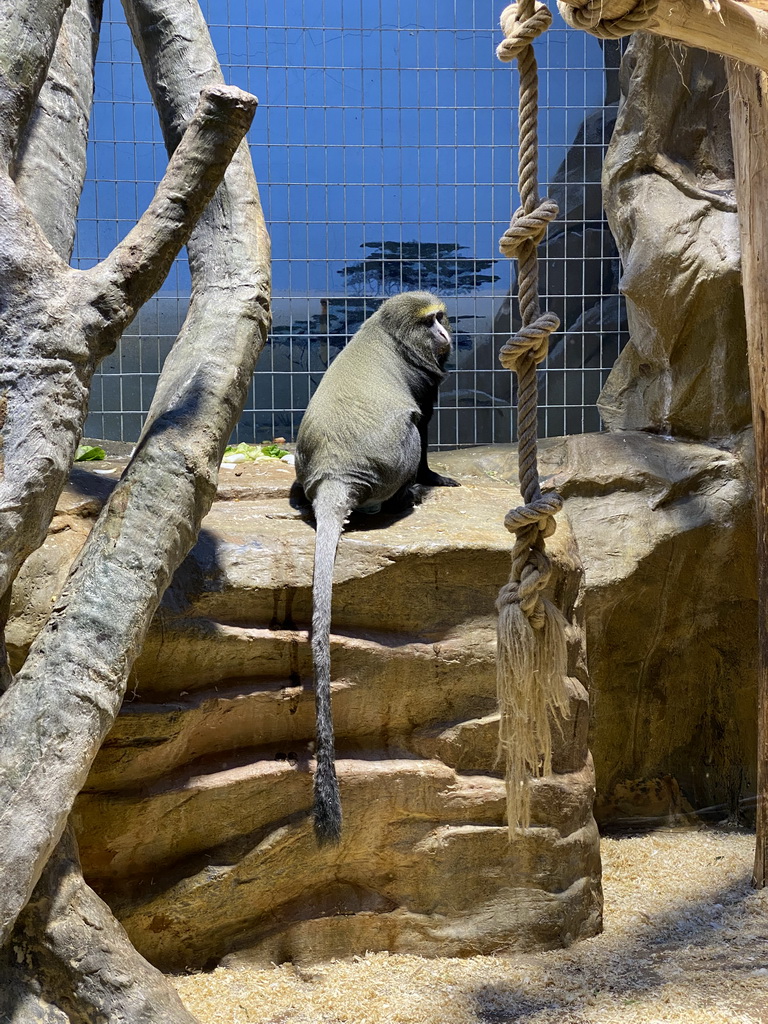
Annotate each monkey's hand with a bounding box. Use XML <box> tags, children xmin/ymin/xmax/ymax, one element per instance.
<box><xmin>417</xmin><ymin>468</ymin><xmax>460</xmax><ymax>488</ymax></box>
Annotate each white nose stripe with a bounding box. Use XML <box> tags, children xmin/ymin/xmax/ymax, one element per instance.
<box><xmin>435</xmin><ymin>321</ymin><xmax>451</xmax><ymax>345</ymax></box>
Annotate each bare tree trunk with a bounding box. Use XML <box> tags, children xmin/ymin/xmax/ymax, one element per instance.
<box><xmin>0</xmin><ymin>78</ymin><xmax>257</xmax><ymax>946</ymax></box>
<box><xmin>0</xmin><ymin>79</ymin><xmax>255</xmax><ymax>597</ymax></box>
<box><xmin>2</xmin><ymin>828</ymin><xmax>200</xmax><ymax>1024</ymax></box>
<box><xmin>0</xmin><ymin>0</ymin><xmax>102</xmax><ymax>680</ymax></box>
<box><xmin>0</xmin><ymin>0</ymin><xmax>270</xmax><ymax>1016</ymax></box>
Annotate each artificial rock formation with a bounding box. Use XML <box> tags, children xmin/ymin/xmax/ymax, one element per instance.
<box><xmin>599</xmin><ymin>34</ymin><xmax>749</xmax><ymax>441</ymax></box>
<box><xmin>8</xmin><ymin>424</ymin><xmax>758</xmax><ymax>963</ymax></box>
<box><xmin>591</xmin><ymin>34</ymin><xmax>758</xmax><ymax>825</ymax></box>
<box><xmin>439</xmin><ymin>434</ymin><xmax>758</xmax><ymax>827</ymax></box>
<box><xmin>7</xmin><ymin>448</ymin><xmax>601</xmax><ymax>970</ymax></box>
<box><xmin>570</xmin><ymin>431</ymin><xmax>757</xmax><ymax>825</ymax></box>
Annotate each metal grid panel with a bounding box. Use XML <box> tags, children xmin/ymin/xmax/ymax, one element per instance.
<box><xmin>74</xmin><ymin>1</ymin><xmax>626</xmax><ymax>445</ymax></box>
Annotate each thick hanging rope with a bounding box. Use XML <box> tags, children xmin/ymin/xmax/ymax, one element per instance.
<box><xmin>496</xmin><ymin>1</ymin><xmax>570</xmax><ymax>836</ymax></box>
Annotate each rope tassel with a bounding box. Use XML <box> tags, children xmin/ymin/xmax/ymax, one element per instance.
<box><xmin>496</xmin><ymin>1</ymin><xmax>570</xmax><ymax>837</ymax></box>
<box><xmin>497</xmin><ymin>582</ymin><xmax>570</xmax><ymax>830</ymax></box>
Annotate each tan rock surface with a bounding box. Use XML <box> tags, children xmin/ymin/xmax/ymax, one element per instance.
<box><xmin>9</xmin><ymin>448</ymin><xmax>601</xmax><ymax>970</ymax></box>
<box><xmin>10</xmin><ymin>427</ymin><xmax>756</xmax><ymax>965</ymax></box>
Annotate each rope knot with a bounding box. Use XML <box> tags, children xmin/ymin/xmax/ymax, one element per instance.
<box><xmin>556</xmin><ymin>0</ymin><xmax>660</xmax><ymax>38</ymax></box>
<box><xmin>499</xmin><ymin>311</ymin><xmax>560</xmax><ymax>373</ymax></box>
<box><xmin>503</xmin><ymin>490</ymin><xmax>563</xmax><ymax>539</ymax></box>
<box><xmin>496</xmin><ymin>578</ymin><xmax>542</xmax><ymax>628</ymax></box>
<box><xmin>499</xmin><ymin>199</ymin><xmax>559</xmax><ymax>261</ymax></box>
<box><xmin>497</xmin><ymin>545</ymin><xmax>552</xmax><ymax>626</ymax></box>
<box><xmin>497</xmin><ymin>3</ymin><xmax>554</xmax><ymax>62</ymax></box>
<box><xmin>500</xmin><ymin>493</ymin><xmax>563</xmax><ymax>627</ymax></box>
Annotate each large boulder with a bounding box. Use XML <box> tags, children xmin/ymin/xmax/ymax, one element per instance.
<box><xmin>560</xmin><ymin>432</ymin><xmax>756</xmax><ymax>823</ymax></box>
<box><xmin>599</xmin><ymin>35</ymin><xmax>749</xmax><ymax>441</ymax></box>
<box><xmin>7</xmin><ymin>449</ymin><xmax>601</xmax><ymax>970</ymax></box>
<box><xmin>440</xmin><ymin>433</ymin><xmax>758</xmax><ymax>827</ymax></box>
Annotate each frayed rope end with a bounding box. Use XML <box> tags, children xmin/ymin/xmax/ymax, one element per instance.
<box><xmin>496</xmin><ymin>588</ymin><xmax>570</xmax><ymax>840</ymax></box>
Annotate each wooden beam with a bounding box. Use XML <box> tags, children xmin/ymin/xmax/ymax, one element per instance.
<box><xmin>651</xmin><ymin>0</ymin><xmax>768</xmax><ymax>71</ymax></box>
<box><xmin>727</xmin><ymin>60</ymin><xmax>768</xmax><ymax>888</ymax></box>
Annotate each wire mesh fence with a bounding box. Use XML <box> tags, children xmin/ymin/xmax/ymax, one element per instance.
<box><xmin>74</xmin><ymin>0</ymin><xmax>627</xmax><ymax>446</ymax></box>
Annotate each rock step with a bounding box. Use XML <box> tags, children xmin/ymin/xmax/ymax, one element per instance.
<box><xmin>78</xmin><ymin>758</ymin><xmax>599</xmax><ymax>971</ymax></box>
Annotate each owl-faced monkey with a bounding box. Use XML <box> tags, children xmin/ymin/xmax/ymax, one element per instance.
<box><xmin>291</xmin><ymin>291</ymin><xmax>458</xmax><ymax>843</ymax></box>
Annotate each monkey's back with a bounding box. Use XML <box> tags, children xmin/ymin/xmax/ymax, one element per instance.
<box><xmin>295</xmin><ymin>321</ymin><xmax>425</xmax><ymax>506</ymax></box>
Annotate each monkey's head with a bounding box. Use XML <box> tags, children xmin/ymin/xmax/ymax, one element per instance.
<box><xmin>376</xmin><ymin>291</ymin><xmax>452</xmax><ymax>370</ymax></box>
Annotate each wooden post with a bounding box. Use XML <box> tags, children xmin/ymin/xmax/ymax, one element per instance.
<box><xmin>727</xmin><ymin>61</ymin><xmax>768</xmax><ymax>888</ymax></box>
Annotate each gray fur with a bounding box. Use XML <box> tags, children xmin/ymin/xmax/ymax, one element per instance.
<box><xmin>292</xmin><ymin>291</ymin><xmax>458</xmax><ymax>844</ymax></box>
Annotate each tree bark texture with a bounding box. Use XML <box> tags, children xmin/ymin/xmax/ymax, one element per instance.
<box><xmin>0</xmin><ymin>0</ymin><xmax>102</xmax><ymax>665</ymax></box>
<box><xmin>727</xmin><ymin>60</ymin><xmax>768</xmax><ymax>887</ymax></box>
<box><xmin>650</xmin><ymin>0</ymin><xmax>768</xmax><ymax>73</ymax></box>
<box><xmin>0</xmin><ymin>4</ymin><xmax>270</xmax><ymax>1020</ymax></box>
<box><xmin>2</xmin><ymin>826</ymin><xmax>199</xmax><ymax>1024</ymax></box>
<box><xmin>0</xmin><ymin>0</ymin><xmax>71</xmax><ymax>163</ymax></box>
<box><xmin>0</xmin><ymin>79</ymin><xmax>258</xmax><ymax>944</ymax></box>
<box><xmin>13</xmin><ymin>0</ymin><xmax>104</xmax><ymax>261</ymax></box>
<box><xmin>0</xmin><ymin>20</ymin><xmax>256</xmax><ymax>612</ymax></box>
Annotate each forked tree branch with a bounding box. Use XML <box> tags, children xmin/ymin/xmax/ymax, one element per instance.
<box><xmin>91</xmin><ymin>83</ymin><xmax>258</xmax><ymax>320</ymax></box>
<box><xmin>0</xmin><ymin>83</ymin><xmax>257</xmax><ymax>609</ymax></box>
<box><xmin>1</xmin><ymin>3</ymin><xmax>263</xmax><ymax>1017</ymax></box>
<box><xmin>0</xmin><ymin>0</ymin><xmax>269</xmax><ymax>956</ymax></box>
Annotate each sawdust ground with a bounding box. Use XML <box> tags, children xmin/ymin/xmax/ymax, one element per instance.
<box><xmin>171</xmin><ymin>828</ymin><xmax>768</xmax><ymax>1023</ymax></box>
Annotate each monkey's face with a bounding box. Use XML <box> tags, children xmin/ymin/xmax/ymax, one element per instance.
<box><xmin>377</xmin><ymin>292</ymin><xmax>453</xmax><ymax>369</ymax></box>
<box><xmin>411</xmin><ymin>302</ymin><xmax>451</xmax><ymax>368</ymax></box>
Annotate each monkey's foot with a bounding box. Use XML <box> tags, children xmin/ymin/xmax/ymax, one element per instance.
<box><xmin>419</xmin><ymin>470</ymin><xmax>460</xmax><ymax>488</ymax></box>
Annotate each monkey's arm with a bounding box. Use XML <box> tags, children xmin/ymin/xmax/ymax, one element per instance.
<box><xmin>415</xmin><ymin>406</ymin><xmax>459</xmax><ymax>488</ymax></box>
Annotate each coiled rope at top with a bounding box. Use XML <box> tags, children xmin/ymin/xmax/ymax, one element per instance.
<box><xmin>555</xmin><ymin>0</ymin><xmax>659</xmax><ymax>38</ymax></box>
<box><xmin>495</xmin><ymin>0</ymin><xmax>570</xmax><ymax>836</ymax></box>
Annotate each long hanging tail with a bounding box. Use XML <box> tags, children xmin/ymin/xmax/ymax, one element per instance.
<box><xmin>310</xmin><ymin>479</ymin><xmax>350</xmax><ymax>844</ymax></box>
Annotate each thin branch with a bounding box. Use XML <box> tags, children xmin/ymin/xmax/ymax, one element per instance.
<box><xmin>89</xmin><ymin>83</ymin><xmax>258</xmax><ymax>323</ymax></box>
